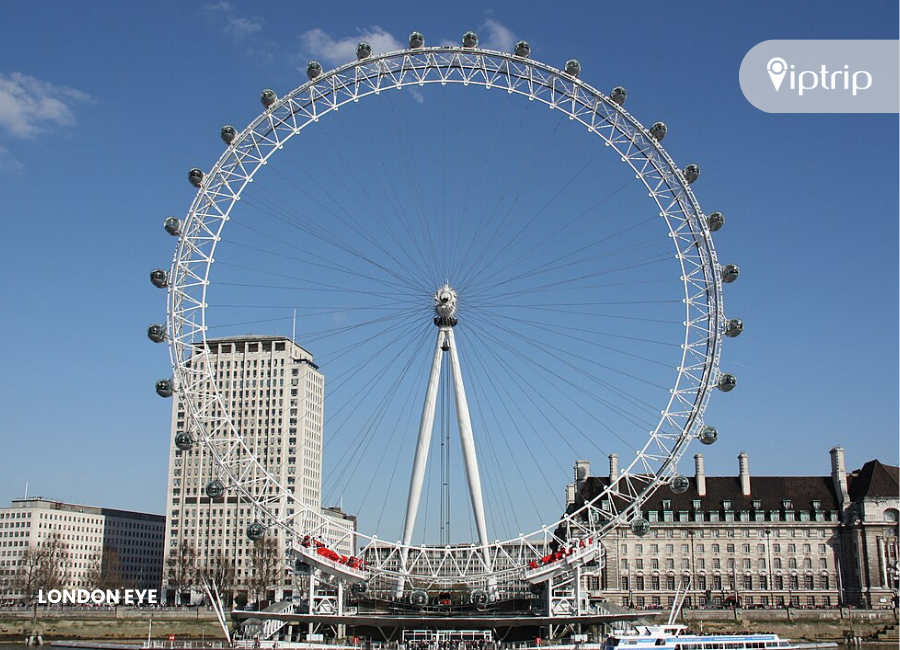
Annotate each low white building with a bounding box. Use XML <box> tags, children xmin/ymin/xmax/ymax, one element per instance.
<box><xmin>0</xmin><ymin>497</ymin><xmax>165</xmax><ymax>601</ymax></box>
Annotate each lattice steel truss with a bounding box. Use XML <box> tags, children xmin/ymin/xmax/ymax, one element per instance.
<box><xmin>164</xmin><ymin>45</ymin><xmax>731</xmax><ymax>592</ymax></box>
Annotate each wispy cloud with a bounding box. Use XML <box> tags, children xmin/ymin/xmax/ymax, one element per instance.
<box><xmin>224</xmin><ymin>15</ymin><xmax>264</xmax><ymax>38</ymax></box>
<box><xmin>0</xmin><ymin>73</ymin><xmax>90</xmax><ymax>139</ymax></box>
<box><xmin>0</xmin><ymin>145</ymin><xmax>23</xmax><ymax>172</ymax></box>
<box><xmin>439</xmin><ymin>19</ymin><xmax>516</xmax><ymax>52</ymax></box>
<box><xmin>205</xmin><ymin>2</ymin><xmax>264</xmax><ymax>40</ymax></box>
<box><xmin>299</xmin><ymin>26</ymin><xmax>404</xmax><ymax>67</ymax></box>
<box><xmin>480</xmin><ymin>18</ymin><xmax>515</xmax><ymax>52</ymax></box>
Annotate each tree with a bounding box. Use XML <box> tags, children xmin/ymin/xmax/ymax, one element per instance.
<box><xmin>86</xmin><ymin>546</ymin><xmax>125</xmax><ymax>590</ymax></box>
<box><xmin>247</xmin><ymin>537</ymin><xmax>282</xmax><ymax>603</ymax></box>
<box><xmin>201</xmin><ymin>550</ymin><xmax>236</xmax><ymax>605</ymax></box>
<box><xmin>12</xmin><ymin>534</ymin><xmax>70</xmax><ymax>601</ymax></box>
<box><xmin>165</xmin><ymin>541</ymin><xmax>198</xmax><ymax>604</ymax></box>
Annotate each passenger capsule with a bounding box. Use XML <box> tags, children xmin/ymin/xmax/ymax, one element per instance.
<box><xmin>610</xmin><ymin>86</ymin><xmax>627</xmax><ymax>106</ymax></box>
<box><xmin>247</xmin><ymin>521</ymin><xmax>265</xmax><ymax>541</ymax></box>
<box><xmin>220</xmin><ymin>125</ymin><xmax>237</xmax><ymax>144</ymax></box>
<box><xmin>707</xmin><ymin>211</ymin><xmax>725</xmax><ymax>232</ymax></box>
<box><xmin>721</xmin><ymin>264</ymin><xmax>740</xmax><ymax>283</ymax></box>
<box><xmin>410</xmin><ymin>590</ymin><xmax>428</xmax><ymax>606</ymax></box>
<box><xmin>260</xmin><ymin>89</ymin><xmax>277</xmax><ymax>108</ymax></box>
<box><xmin>307</xmin><ymin>61</ymin><xmax>322</xmax><ymax>80</ymax></box>
<box><xmin>174</xmin><ymin>432</ymin><xmax>193</xmax><ymax>451</ymax></box>
<box><xmin>155</xmin><ymin>379</ymin><xmax>174</xmax><ymax>398</ymax></box>
<box><xmin>698</xmin><ymin>425</ymin><xmax>719</xmax><ymax>445</ymax></box>
<box><xmin>150</xmin><ymin>269</ymin><xmax>168</xmax><ymax>288</ymax></box>
<box><xmin>631</xmin><ymin>518</ymin><xmax>650</xmax><ymax>537</ymax></box>
<box><xmin>470</xmin><ymin>589</ymin><xmax>488</xmax><ymax>605</ymax></box>
<box><xmin>409</xmin><ymin>31</ymin><xmax>425</xmax><ymax>49</ymax></box>
<box><xmin>147</xmin><ymin>324</ymin><xmax>166</xmax><ymax>343</ymax></box>
<box><xmin>683</xmin><ymin>164</ymin><xmax>700</xmax><ymax>184</ymax></box>
<box><xmin>205</xmin><ymin>479</ymin><xmax>225</xmax><ymax>499</ymax></box>
<box><xmin>514</xmin><ymin>41</ymin><xmax>531</xmax><ymax>58</ymax></box>
<box><xmin>725</xmin><ymin>318</ymin><xmax>744</xmax><ymax>338</ymax></box>
<box><xmin>565</xmin><ymin>59</ymin><xmax>581</xmax><ymax>78</ymax></box>
<box><xmin>671</xmin><ymin>474</ymin><xmax>691</xmax><ymax>494</ymax></box>
<box><xmin>650</xmin><ymin>121</ymin><xmax>668</xmax><ymax>141</ymax></box>
<box><xmin>164</xmin><ymin>216</ymin><xmax>181</xmax><ymax>236</ymax></box>
<box><xmin>462</xmin><ymin>31</ymin><xmax>478</xmax><ymax>48</ymax></box>
<box><xmin>718</xmin><ymin>373</ymin><xmax>737</xmax><ymax>392</ymax></box>
<box><xmin>356</xmin><ymin>41</ymin><xmax>372</xmax><ymax>60</ymax></box>
<box><xmin>188</xmin><ymin>168</ymin><xmax>204</xmax><ymax>188</ymax></box>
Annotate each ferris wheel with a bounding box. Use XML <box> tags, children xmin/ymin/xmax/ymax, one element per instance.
<box><xmin>150</xmin><ymin>31</ymin><xmax>742</xmax><ymax>600</ymax></box>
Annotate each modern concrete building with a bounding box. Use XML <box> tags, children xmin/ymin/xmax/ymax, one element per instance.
<box><xmin>569</xmin><ymin>447</ymin><xmax>898</xmax><ymax>610</ymax></box>
<box><xmin>163</xmin><ymin>335</ymin><xmax>354</xmax><ymax>603</ymax></box>
<box><xmin>0</xmin><ymin>497</ymin><xmax>164</xmax><ymax>601</ymax></box>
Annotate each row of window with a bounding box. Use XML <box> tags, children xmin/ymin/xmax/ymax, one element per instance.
<box><xmin>621</xmin><ymin>573</ymin><xmax>831</xmax><ymax>591</ymax></box>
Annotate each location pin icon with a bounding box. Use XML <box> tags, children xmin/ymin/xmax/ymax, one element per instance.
<box><xmin>767</xmin><ymin>57</ymin><xmax>787</xmax><ymax>91</ymax></box>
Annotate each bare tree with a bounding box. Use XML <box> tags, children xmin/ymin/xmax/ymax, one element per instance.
<box><xmin>247</xmin><ymin>537</ymin><xmax>282</xmax><ymax>603</ymax></box>
<box><xmin>165</xmin><ymin>540</ymin><xmax>198</xmax><ymax>604</ymax></box>
<box><xmin>201</xmin><ymin>550</ymin><xmax>236</xmax><ymax>604</ymax></box>
<box><xmin>12</xmin><ymin>534</ymin><xmax>70</xmax><ymax>601</ymax></box>
<box><xmin>86</xmin><ymin>546</ymin><xmax>125</xmax><ymax>590</ymax></box>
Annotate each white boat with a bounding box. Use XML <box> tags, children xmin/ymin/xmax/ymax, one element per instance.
<box><xmin>599</xmin><ymin>624</ymin><xmax>803</xmax><ymax>650</ymax></box>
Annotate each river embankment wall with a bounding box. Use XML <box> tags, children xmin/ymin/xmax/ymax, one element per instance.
<box><xmin>0</xmin><ymin>607</ymin><xmax>896</xmax><ymax>642</ymax></box>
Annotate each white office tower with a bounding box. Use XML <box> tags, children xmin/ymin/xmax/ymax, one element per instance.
<box><xmin>163</xmin><ymin>336</ymin><xmax>334</xmax><ymax>603</ymax></box>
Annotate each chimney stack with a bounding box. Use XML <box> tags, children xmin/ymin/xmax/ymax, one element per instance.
<box><xmin>565</xmin><ymin>483</ymin><xmax>576</xmax><ymax>507</ymax></box>
<box><xmin>694</xmin><ymin>453</ymin><xmax>706</xmax><ymax>497</ymax></box>
<box><xmin>830</xmin><ymin>446</ymin><xmax>849</xmax><ymax>509</ymax></box>
<box><xmin>608</xmin><ymin>454</ymin><xmax>619</xmax><ymax>482</ymax></box>
<box><xmin>738</xmin><ymin>452</ymin><xmax>751</xmax><ymax>496</ymax></box>
<box><xmin>574</xmin><ymin>460</ymin><xmax>591</xmax><ymax>494</ymax></box>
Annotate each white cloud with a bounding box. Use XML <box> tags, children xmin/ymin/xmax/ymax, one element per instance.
<box><xmin>225</xmin><ymin>15</ymin><xmax>264</xmax><ymax>38</ymax></box>
<box><xmin>204</xmin><ymin>3</ymin><xmax>263</xmax><ymax>40</ymax></box>
<box><xmin>299</xmin><ymin>26</ymin><xmax>404</xmax><ymax>68</ymax></box>
<box><xmin>0</xmin><ymin>145</ymin><xmax>23</xmax><ymax>172</ymax></box>
<box><xmin>480</xmin><ymin>18</ymin><xmax>516</xmax><ymax>52</ymax></box>
<box><xmin>0</xmin><ymin>73</ymin><xmax>89</xmax><ymax>139</ymax></box>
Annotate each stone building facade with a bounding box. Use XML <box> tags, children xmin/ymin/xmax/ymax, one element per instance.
<box><xmin>0</xmin><ymin>497</ymin><xmax>164</xmax><ymax>601</ymax></box>
<box><xmin>571</xmin><ymin>447</ymin><xmax>898</xmax><ymax>610</ymax></box>
<box><xmin>163</xmin><ymin>335</ymin><xmax>355</xmax><ymax>604</ymax></box>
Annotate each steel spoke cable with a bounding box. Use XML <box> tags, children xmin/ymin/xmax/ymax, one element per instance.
<box><xmin>310</xmin><ymin>120</ymin><xmax>437</xmax><ymax>285</ymax></box>
<box><xmin>467</xmin><ymin>320</ymin><xmax>663</xmax><ymax>441</ymax></box>
<box><xmin>237</xmin><ymin>175</ymin><xmax>433</xmax><ymax>293</ymax></box>
<box><xmin>322</xmin><ymin>324</ymin><xmax>430</xmax><ymax>502</ymax></box>
<box><xmin>385</xmin><ymin>90</ymin><xmax>443</xmax><ymax>286</ymax></box>
<box><xmin>466</xmin><ymin>314</ymin><xmax>659</xmax><ymax>433</ymax></box>
<box><xmin>471</xmin><ymin>213</ymin><xmax>658</xmax><ymax>296</ymax></box>
<box><xmin>232</xmin><ymin>194</ymin><xmax>431</xmax><ymax>296</ymax></box>
<box><xmin>466</xmin><ymin>235</ymin><xmax>671</xmax><ymax>299</ymax></box>
<box><xmin>466</xmin><ymin>312</ymin><xmax>668</xmax><ymax>419</ymax></box>
<box><xmin>469</xmin><ymin>310</ymin><xmax>671</xmax><ymax>403</ymax></box>
<box><xmin>276</xmin><ymin>132</ymin><xmax>436</xmax><ymax>285</ymax></box>
<box><xmin>453</xmin><ymin>108</ymin><xmax>563</xmax><ymax>288</ymax></box>
<box><xmin>460</xmin><ymin>144</ymin><xmax>607</xmax><ymax>291</ymax></box>
<box><xmin>461</xmin><ymin>329</ymin><xmax>552</xmax><ymax>524</ymax></box>
<box><xmin>466</xmin><ymin>361</ymin><xmax>524</xmax><ymax>539</ymax></box>
<box><xmin>354</xmin><ymin>91</ymin><xmax>441</xmax><ymax>288</ymax></box>
<box><xmin>464</xmin><ymin>319</ymin><xmax>631</xmax><ymax>450</ymax></box>
<box><xmin>217</xmin><ymin>235</ymin><xmax>424</xmax><ymax>295</ymax></box>
<box><xmin>253</xmin><ymin>152</ymin><xmax>436</xmax><ymax>286</ymax></box>
<box><xmin>461</xmin><ymin>327</ymin><xmax>574</xmax><ymax>494</ymax></box>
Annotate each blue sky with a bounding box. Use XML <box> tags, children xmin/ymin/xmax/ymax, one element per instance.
<box><xmin>0</xmin><ymin>2</ymin><xmax>897</xmax><ymax>539</ymax></box>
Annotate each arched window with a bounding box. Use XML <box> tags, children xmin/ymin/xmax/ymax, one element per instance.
<box><xmin>884</xmin><ymin>508</ymin><xmax>898</xmax><ymax>523</ymax></box>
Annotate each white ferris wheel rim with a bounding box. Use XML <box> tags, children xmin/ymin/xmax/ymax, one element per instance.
<box><xmin>165</xmin><ymin>45</ymin><xmax>727</xmax><ymax>583</ymax></box>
